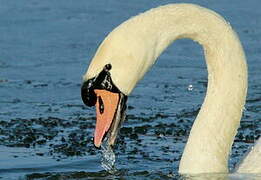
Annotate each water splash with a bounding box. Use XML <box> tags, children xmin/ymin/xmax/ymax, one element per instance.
<box><xmin>100</xmin><ymin>137</ymin><xmax>117</xmax><ymax>174</ymax></box>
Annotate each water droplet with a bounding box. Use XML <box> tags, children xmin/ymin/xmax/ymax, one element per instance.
<box><xmin>159</xmin><ymin>133</ymin><xmax>164</xmax><ymax>138</ymax></box>
<box><xmin>100</xmin><ymin>137</ymin><xmax>117</xmax><ymax>174</ymax></box>
<box><xmin>187</xmin><ymin>84</ymin><xmax>193</xmax><ymax>91</ymax></box>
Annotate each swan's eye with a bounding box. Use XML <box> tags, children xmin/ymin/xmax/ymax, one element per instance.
<box><xmin>98</xmin><ymin>96</ymin><xmax>104</xmax><ymax>114</ymax></box>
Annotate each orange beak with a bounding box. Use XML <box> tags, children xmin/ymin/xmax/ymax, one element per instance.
<box><xmin>93</xmin><ymin>89</ymin><xmax>120</xmax><ymax>147</ymax></box>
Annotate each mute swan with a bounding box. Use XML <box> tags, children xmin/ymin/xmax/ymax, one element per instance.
<box><xmin>81</xmin><ymin>4</ymin><xmax>261</xmax><ymax>174</ymax></box>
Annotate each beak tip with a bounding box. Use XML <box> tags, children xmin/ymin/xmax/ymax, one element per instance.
<box><xmin>94</xmin><ymin>138</ymin><xmax>102</xmax><ymax>148</ymax></box>
<box><xmin>94</xmin><ymin>144</ymin><xmax>101</xmax><ymax>148</ymax></box>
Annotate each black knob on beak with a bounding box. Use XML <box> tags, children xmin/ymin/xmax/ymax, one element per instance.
<box><xmin>81</xmin><ymin>63</ymin><xmax>122</xmax><ymax>107</ymax></box>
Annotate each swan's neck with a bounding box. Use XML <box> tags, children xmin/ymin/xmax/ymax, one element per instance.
<box><xmin>84</xmin><ymin>4</ymin><xmax>247</xmax><ymax>174</ymax></box>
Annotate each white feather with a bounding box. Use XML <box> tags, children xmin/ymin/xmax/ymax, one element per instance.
<box><xmin>83</xmin><ymin>3</ymin><xmax>260</xmax><ymax>174</ymax></box>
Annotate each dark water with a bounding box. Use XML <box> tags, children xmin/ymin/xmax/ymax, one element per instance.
<box><xmin>0</xmin><ymin>0</ymin><xmax>260</xmax><ymax>179</ymax></box>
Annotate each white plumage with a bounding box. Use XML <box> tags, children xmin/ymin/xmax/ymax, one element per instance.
<box><xmin>83</xmin><ymin>3</ymin><xmax>260</xmax><ymax>174</ymax></box>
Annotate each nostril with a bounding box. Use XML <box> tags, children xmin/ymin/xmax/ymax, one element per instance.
<box><xmin>98</xmin><ymin>96</ymin><xmax>104</xmax><ymax>114</ymax></box>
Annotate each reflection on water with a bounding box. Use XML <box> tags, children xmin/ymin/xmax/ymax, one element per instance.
<box><xmin>183</xmin><ymin>173</ymin><xmax>261</xmax><ymax>180</ymax></box>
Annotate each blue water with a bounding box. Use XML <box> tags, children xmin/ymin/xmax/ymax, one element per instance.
<box><xmin>0</xmin><ymin>0</ymin><xmax>260</xmax><ymax>179</ymax></box>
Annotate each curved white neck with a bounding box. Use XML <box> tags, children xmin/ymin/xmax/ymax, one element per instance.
<box><xmin>84</xmin><ymin>4</ymin><xmax>247</xmax><ymax>174</ymax></box>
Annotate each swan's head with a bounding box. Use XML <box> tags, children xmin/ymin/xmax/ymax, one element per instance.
<box><xmin>81</xmin><ymin>17</ymin><xmax>153</xmax><ymax>147</ymax></box>
<box><xmin>81</xmin><ymin>64</ymin><xmax>128</xmax><ymax>148</ymax></box>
